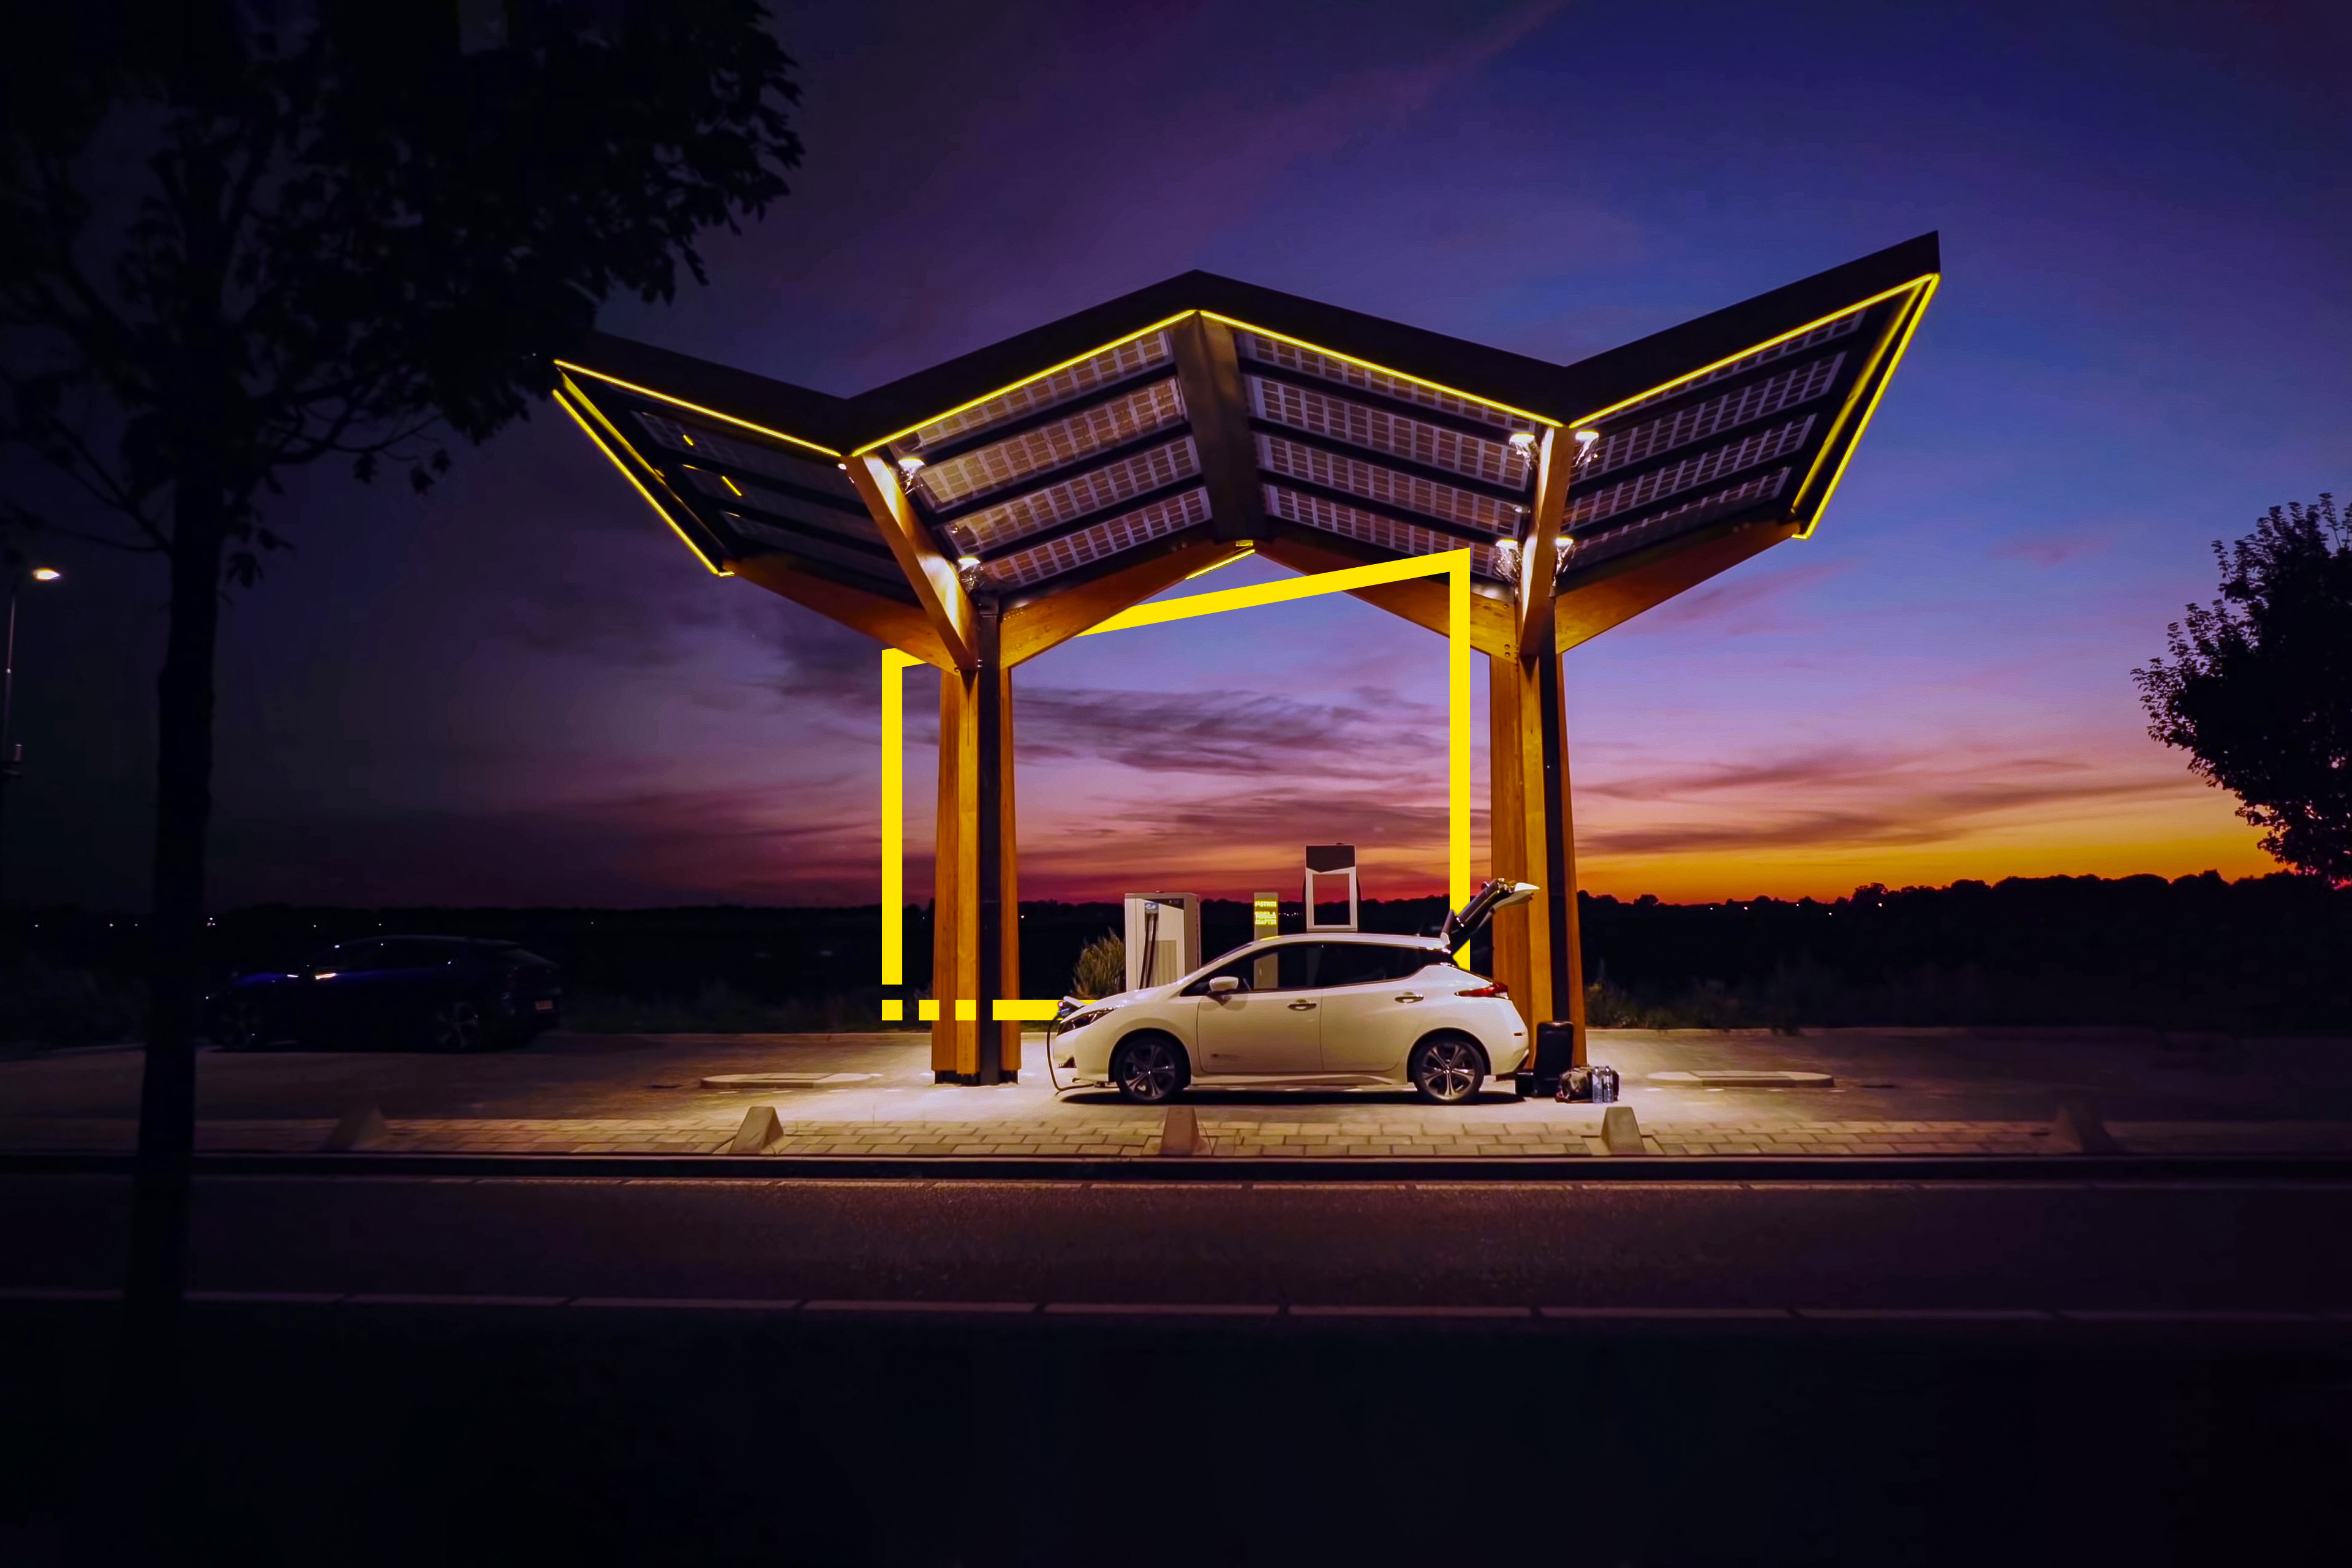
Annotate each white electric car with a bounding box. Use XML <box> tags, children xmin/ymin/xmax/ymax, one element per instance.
<box><xmin>1050</xmin><ymin>881</ymin><xmax>1539</xmax><ymax>1106</ymax></box>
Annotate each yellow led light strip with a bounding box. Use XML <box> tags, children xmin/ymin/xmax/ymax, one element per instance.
<box><xmin>856</xmin><ymin>307</ymin><xmax>1561</xmax><ymax>458</ymax></box>
<box><xmin>1569</xmin><ymin>273</ymin><xmax>1940</xmax><ymax>428</ymax></box>
<box><xmin>552</xmin><ymin>383</ymin><xmax>733</xmax><ymax>577</ymax></box>
<box><xmin>880</xmin><ymin>549</ymin><xmax>1477</xmax><ymax>1021</ymax></box>
<box><xmin>1790</xmin><ymin>275</ymin><xmax>1939</xmax><ymax>539</ymax></box>
<box><xmin>1200</xmin><ymin>312</ymin><xmax>1562</xmax><ymax>430</ymax></box>
<box><xmin>852</xmin><ymin>312</ymin><xmax>1200</xmax><ymax>457</ymax></box>
<box><xmin>554</xmin><ymin>360</ymin><xmax>842</xmax><ymax>458</ymax></box>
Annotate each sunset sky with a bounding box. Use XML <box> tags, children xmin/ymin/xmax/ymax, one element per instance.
<box><xmin>10</xmin><ymin>0</ymin><xmax>2348</xmax><ymax>911</ymax></box>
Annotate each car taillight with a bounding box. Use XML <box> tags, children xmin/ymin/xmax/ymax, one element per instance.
<box><xmin>1458</xmin><ymin>981</ymin><xmax>1509</xmax><ymax>998</ymax></box>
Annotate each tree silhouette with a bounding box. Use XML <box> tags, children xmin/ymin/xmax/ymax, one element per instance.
<box><xmin>2136</xmin><ymin>495</ymin><xmax>2352</xmax><ymax>881</ymax></box>
<box><xmin>0</xmin><ymin>0</ymin><xmax>801</xmax><ymax>1453</ymax></box>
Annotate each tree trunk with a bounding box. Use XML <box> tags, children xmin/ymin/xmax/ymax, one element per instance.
<box><xmin>121</xmin><ymin>474</ymin><xmax>227</xmax><ymax>1557</ymax></box>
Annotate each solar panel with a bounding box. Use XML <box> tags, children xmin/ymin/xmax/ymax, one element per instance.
<box><xmin>945</xmin><ymin>438</ymin><xmax>1200</xmax><ymax>556</ymax></box>
<box><xmin>1566</xmin><ymin>469</ymin><xmax>1793</xmax><ymax>573</ymax></box>
<box><xmin>907</xmin><ymin>331</ymin><xmax>1175</xmax><ymax>450</ymax></box>
<box><xmin>719</xmin><ymin>513</ymin><xmax>902</xmax><ymax>579</ymax></box>
<box><xmin>1612</xmin><ymin>307</ymin><xmax>1865</xmax><ymax>417</ymax></box>
<box><xmin>913</xmin><ymin>379</ymin><xmax>1186</xmax><ymax>509</ymax></box>
<box><xmin>1246</xmin><ymin>377</ymin><xmax>1531</xmax><ymax>488</ymax></box>
<box><xmin>1567</xmin><ymin>417</ymin><xmax>1814</xmax><ymax>530</ymax></box>
<box><xmin>1266</xmin><ymin>485</ymin><xmax>1501</xmax><ymax>580</ymax></box>
<box><xmin>633</xmin><ymin>411</ymin><xmax>854</xmax><ymax>496</ymax></box>
<box><xmin>679</xmin><ymin>467</ymin><xmax>881</xmax><ymax>542</ymax></box>
<box><xmin>1257</xmin><ymin>434</ymin><xmax>1520</xmax><ymax>535</ymax></box>
<box><xmin>1586</xmin><ymin>353</ymin><xmax>1845</xmax><ymax>477</ymax></box>
<box><xmin>1234</xmin><ymin>332</ymin><xmax>1539</xmax><ymax>434</ymax></box>
<box><xmin>977</xmin><ymin>486</ymin><xmax>1212</xmax><ymax>589</ymax></box>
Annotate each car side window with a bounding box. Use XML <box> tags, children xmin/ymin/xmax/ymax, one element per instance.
<box><xmin>1315</xmin><ymin>943</ymin><xmax>1411</xmax><ymax>989</ymax></box>
<box><xmin>318</xmin><ymin>941</ymin><xmax>385</xmax><ymax>971</ymax></box>
<box><xmin>381</xmin><ymin>941</ymin><xmax>454</xmax><ymax>968</ymax></box>
<box><xmin>1182</xmin><ymin>945</ymin><xmax>1319</xmax><ymax>995</ymax></box>
<box><xmin>1387</xmin><ymin>948</ymin><xmax>1446</xmax><ymax>981</ymax></box>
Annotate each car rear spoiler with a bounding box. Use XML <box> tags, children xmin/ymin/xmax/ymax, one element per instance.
<box><xmin>1436</xmin><ymin>879</ymin><xmax>1540</xmax><ymax>948</ymax></box>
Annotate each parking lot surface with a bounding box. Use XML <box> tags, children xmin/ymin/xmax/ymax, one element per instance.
<box><xmin>4</xmin><ymin>1026</ymin><xmax>2350</xmax><ymax>1157</ymax></box>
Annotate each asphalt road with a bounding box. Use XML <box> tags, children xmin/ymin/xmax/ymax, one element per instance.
<box><xmin>7</xmin><ymin>1172</ymin><xmax>2351</xmax><ymax>1318</ymax></box>
<box><xmin>8</xmin><ymin>1174</ymin><xmax>2350</xmax><ymax>1566</ymax></box>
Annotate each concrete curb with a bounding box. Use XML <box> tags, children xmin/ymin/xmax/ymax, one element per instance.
<box><xmin>6</xmin><ymin>1150</ymin><xmax>2352</xmax><ymax>1183</ymax></box>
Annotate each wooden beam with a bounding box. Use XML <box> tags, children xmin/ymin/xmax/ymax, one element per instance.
<box><xmin>998</xmin><ymin>536</ymin><xmax>1240</xmax><ymax>666</ymax></box>
<box><xmin>973</xmin><ymin>606</ymin><xmax>1011</xmax><ymax>1084</ymax></box>
<box><xmin>1517</xmin><ymin>428</ymin><xmax>1571</xmax><ymax>650</ymax></box>
<box><xmin>1540</xmin><ymin>643</ymin><xmax>1589</xmax><ymax>1067</ymax></box>
<box><xmin>850</xmin><ymin>453</ymin><xmax>978</xmax><ymax>670</ymax></box>
<box><xmin>931</xmin><ymin>667</ymin><xmax>979</xmax><ymax>1079</ymax></box>
<box><xmin>1486</xmin><ymin>650</ymin><xmax>1555</xmax><ymax>1035</ymax></box>
<box><xmin>728</xmin><ymin>554</ymin><xmax>954</xmax><ymax>669</ymax></box>
<box><xmin>1169</xmin><ymin>314</ymin><xmax>1268</xmax><ymax>543</ymax></box>
<box><xmin>992</xmin><ymin>652</ymin><xmax>1021</xmax><ymax>1079</ymax></box>
<box><xmin>1553</xmin><ymin>519</ymin><xmax>1799</xmax><ymax>652</ymax></box>
<box><xmin>1255</xmin><ymin>532</ymin><xmax>1518</xmax><ymax>658</ymax></box>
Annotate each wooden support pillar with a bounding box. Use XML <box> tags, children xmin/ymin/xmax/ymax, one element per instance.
<box><xmin>1485</xmin><ymin>650</ymin><xmax>1553</xmax><ymax>1033</ymax></box>
<box><xmin>1534</xmin><ymin>633</ymin><xmax>1589</xmax><ymax>1066</ymax></box>
<box><xmin>930</xmin><ymin>611</ymin><xmax>1021</xmax><ymax>1083</ymax></box>
<box><xmin>932</xmin><ymin>666</ymin><xmax>978</xmax><ymax>1079</ymax></box>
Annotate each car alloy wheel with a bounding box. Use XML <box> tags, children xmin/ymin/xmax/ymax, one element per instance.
<box><xmin>1409</xmin><ymin>1035</ymin><xmax>1484</xmax><ymax>1104</ymax></box>
<box><xmin>1111</xmin><ymin>1035</ymin><xmax>1185</xmax><ymax>1104</ymax></box>
<box><xmin>217</xmin><ymin>1001</ymin><xmax>264</xmax><ymax>1052</ymax></box>
<box><xmin>431</xmin><ymin>1000</ymin><xmax>486</xmax><ymax>1054</ymax></box>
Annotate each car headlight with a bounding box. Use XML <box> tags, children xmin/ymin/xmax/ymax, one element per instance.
<box><xmin>1060</xmin><ymin>1006</ymin><xmax>1115</xmax><ymax>1032</ymax></box>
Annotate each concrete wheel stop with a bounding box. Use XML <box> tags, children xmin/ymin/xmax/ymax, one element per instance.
<box><xmin>322</xmin><ymin>1107</ymin><xmax>391</xmax><ymax>1152</ymax></box>
<box><xmin>728</xmin><ymin>1105</ymin><xmax>785</xmax><ymax>1154</ymax></box>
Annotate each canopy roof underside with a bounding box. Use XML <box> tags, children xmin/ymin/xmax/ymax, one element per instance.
<box><xmin>551</xmin><ymin>233</ymin><xmax>1939</xmax><ymax>624</ymax></box>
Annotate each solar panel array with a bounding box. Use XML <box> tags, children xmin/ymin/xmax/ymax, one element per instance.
<box><xmin>560</xmin><ymin>270</ymin><xmax>1923</xmax><ymax>613</ymax></box>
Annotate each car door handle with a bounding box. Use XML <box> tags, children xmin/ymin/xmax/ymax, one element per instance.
<box><xmin>1393</xmin><ymin>993</ymin><xmax>1423</xmax><ymax>1003</ymax></box>
<box><xmin>1287</xmin><ymin>1001</ymin><xmax>1317</xmax><ymax>1011</ymax></box>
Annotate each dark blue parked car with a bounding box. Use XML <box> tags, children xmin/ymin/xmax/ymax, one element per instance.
<box><xmin>211</xmin><ymin>937</ymin><xmax>563</xmax><ymax>1052</ymax></box>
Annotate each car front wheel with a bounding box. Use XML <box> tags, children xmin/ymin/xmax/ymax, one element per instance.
<box><xmin>1110</xmin><ymin>1033</ymin><xmax>1188</xmax><ymax>1104</ymax></box>
<box><xmin>429</xmin><ymin>999</ymin><xmax>487</xmax><ymax>1054</ymax></box>
<box><xmin>216</xmin><ymin>1000</ymin><xmax>265</xmax><ymax>1052</ymax></box>
<box><xmin>1409</xmin><ymin>1034</ymin><xmax>1485</xmax><ymax>1104</ymax></box>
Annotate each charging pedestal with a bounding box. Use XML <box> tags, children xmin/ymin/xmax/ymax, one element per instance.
<box><xmin>1122</xmin><ymin>893</ymin><xmax>1202</xmax><ymax>992</ymax></box>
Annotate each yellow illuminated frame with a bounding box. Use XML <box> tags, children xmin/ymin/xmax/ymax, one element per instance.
<box><xmin>879</xmin><ymin>549</ymin><xmax>1475</xmax><ymax>1022</ymax></box>
<box><xmin>853</xmin><ymin>312</ymin><xmax>1558</xmax><ymax>457</ymax></box>
<box><xmin>1790</xmin><ymin>275</ymin><xmax>1939</xmax><ymax>538</ymax></box>
<box><xmin>552</xmin><ymin>380</ymin><xmax>734</xmax><ymax>578</ymax></box>
<box><xmin>554</xmin><ymin>361</ymin><xmax>842</xmax><ymax>458</ymax></box>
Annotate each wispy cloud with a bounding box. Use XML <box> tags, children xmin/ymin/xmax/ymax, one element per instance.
<box><xmin>1577</xmin><ymin>745</ymin><xmax>2190</xmax><ymax>856</ymax></box>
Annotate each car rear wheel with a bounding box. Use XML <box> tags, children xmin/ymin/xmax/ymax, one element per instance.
<box><xmin>1110</xmin><ymin>1033</ymin><xmax>1188</xmax><ymax>1104</ymax></box>
<box><xmin>429</xmin><ymin>999</ymin><xmax>486</xmax><ymax>1054</ymax></box>
<box><xmin>1409</xmin><ymin>1034</ymin><xmax>1485</xmax><ymax>1104</ymax></box>
<box><xmin>216</xmin><ymin>1000</ymin><xmax>265</xmax><ymax>1052</ymax></box>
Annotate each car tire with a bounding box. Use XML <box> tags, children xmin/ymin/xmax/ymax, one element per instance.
<box><xmin>1408</xmin><ymin>1033</ymin><xmax>1485</xmax><ymax>1105</ymax></box>
<box><xmin>429</xmin><ymin>998</ymin><xmax>487</xmax><ymax>1054</ymax></box>
<box><xmin>216</xmin><ymin>1000</ymin><xmax>265</xmax><ymax>1052</ymax></box>
<box><xmin>1110</xmin><ymin>1033</ymin><xmax>1189</xmax><ymax>1104</ymax></box>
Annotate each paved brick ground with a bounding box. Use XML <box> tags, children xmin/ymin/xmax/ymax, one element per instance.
<box><xmin>7</xmin><ymin>1111</ymin><xmax>2351</xmax><ymax>1158</ymax></box>
<box><xmin>6</xmin><ymin>1027</ymin><xmax>2351</xmax><ymax>1159</ymax></box>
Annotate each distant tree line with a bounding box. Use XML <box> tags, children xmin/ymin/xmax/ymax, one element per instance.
<box><xmin>6</xmin><ymin>870</ymin><xmax>2346</xmax><ymax>1037</ymax></box>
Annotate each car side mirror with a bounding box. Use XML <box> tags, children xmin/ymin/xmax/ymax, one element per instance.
<box><xmin>1206</xmin><ymin>976</ymin><xmax>1240</xmax><ymax>996</ymax></box>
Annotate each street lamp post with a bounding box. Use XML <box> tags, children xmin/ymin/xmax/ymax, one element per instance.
<box><xmin>0</xmin><ymin>560</ymin><xmax>62</xmax><ymax>907</ymax></box>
